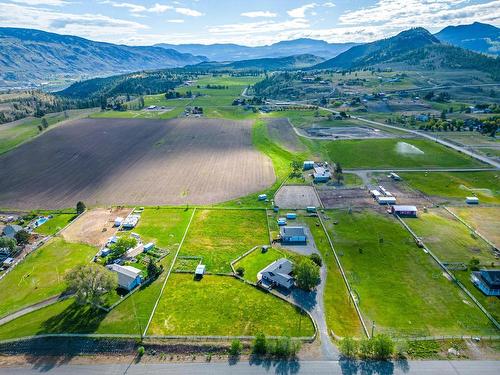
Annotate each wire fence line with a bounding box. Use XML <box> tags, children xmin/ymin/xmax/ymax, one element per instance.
<box><xmin>395</xmin><ymin>215</ymin><xmax>500</xmax><ymax>331</ymax></box>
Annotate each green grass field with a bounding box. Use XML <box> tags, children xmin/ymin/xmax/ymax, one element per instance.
<box><xmin>34</xmin><ymin>213</ymin><xmax>77</xmax><ymax>236</ymax></box>
<box><xmin>147</xmin><ymin>273</ymin><xmax>314</xmax><ymax>337</ymax></box>
<box><xmin>179</xmin><ymin>209</ymin><xmax>269</xmax><ymax>273</ymax></box>
<box><xmin>321</xmin><ymin>138</ymin><xmax>485</xmax><ymax>169</ymax></box>
<box><xmin>399</xmin><ymin>171</ymin><xmax>500</xmax><ymax>204</ymax></box>
<box><xmin>323</xmin><ymin>209</ymin><xmax>497</xmax><ymax>336</ymax></box>
<box><xmin>449</xmin><ymin>207</ymin><xmax>500</xmax><ymax>247</ymax></box>
<box><xmin>303</xmin><ymin>216</ymin><xmax>363</xmax><ymax>338</ymax></box>
<box><xmin>0</xmin><ymin>238</ymin><xmax>96</xmax><ymax>318</ymax></box>
<box><xmin>132</xmin><ymin>208</ymin><xmax>193</xmax><ymax>249</ymax></box>
<box><xmin>404</xmin><ymin>209</ymin><xmax>496</xmax><ymax>265</ymax></box>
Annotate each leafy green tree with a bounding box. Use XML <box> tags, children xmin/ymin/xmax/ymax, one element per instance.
<box><xmin>147</xmin><ymin>258</ymin><xmax>162</xmax><ymax>279</ymax></box>
<box><xmin>359</xmin><ymin>337</ymin><xmax>374</xmax><ymax>358</ymax></box>
<box><xmin>76</xmin><ymin>201</ymin><xmax>86</xmax><ymax>214</ymax></box>
<box><xmin>339</xmin><ymin>337</ymin><xmax>358</xmax><ymax>358</ymax></box>
<box><xmin>372</xmin><ymin>334</ymin><xmax>394</xmax><ymax>359</ymax></box>
<box><xmin>236</xmin><ymin>266</ymin><xmax>245</xmax><ymax>276</ymax></box>
<box><xmin>468</xmin><ymin>257</ymin><xmax>480</xmax><ymax>271</ymax></box>
<box><xmin>229</xmin><ymin>339</ymin><xmax>242</xmax><ymax>356</ymax></box>
<box><xmin>295</xmin><ymin>259</ymin><xmax>321</xmax><ymax>291</ymax></box>
<box><xmin>41</xmin><ymin>118</ymin><xmax>49</xmax><ymax>129</ymax></box>
<box><xmin>65</xmin><ymin>264</ymin><xmax>117</xmax><ymax>306</ymax></box>
<box><xmin>309</xmin><ymin>253</ymin><xmax>322</xmax><ymax>267</ymax></box>
<box><xmin>109</xmin><ymin>237</ymin><xmax>137</xmax><ymax>260</ymax></box>
<box><xmin>0</xmin><ymin>237</ymin><xmax>16</xmax><ymax>251</ymax></box>
<box><xmin>14</xmin><ymin>230</ymin><xmax>30</xmax><ymax>245</ymax></box>
<box><xmin>252</xmin><ymin>332</ymin><xmax>267</xmax><ymax>355</ymax></box>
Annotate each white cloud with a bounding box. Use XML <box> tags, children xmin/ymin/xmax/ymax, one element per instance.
<box><xmin>287</xmin><ymin>3</ymin><xmax>317</xmax><ymax>18</ymax></box>
<box><xmin>101</xmin><ymin>1</ymin><xmax>147</xmax><ymax>13</ymax></box>
<box><xmin>10</xmin><ymin>0</ymin><xmax>69</xmax><ymax>5</ymax></box>
<box><xmin>0</xmin><ymin>2</ymin><xmax>148</xmax><ymax>42</ymax></box>
<box><xmin>240</xmin><ymin>11</ymin><xmax>277</xmax><ymax>18</ymax></box>
<box><xmin>148</xmin><ymin>3</ymin><xmax>172</xmax><ymax>13</ymax></box>
<box><xmin>323</xmin><ymin>2</ymin><xmax>335</xmax><ymax>7</ymax></box>
<box><xmin>167</xmin><ymin>19</ymin><xmax>184</xmax><ymax>23</ymax></box>
<box><xmin>175</xmin><ymin>7</ymin><xmax>203</xmax><ymax>17</ymax></box>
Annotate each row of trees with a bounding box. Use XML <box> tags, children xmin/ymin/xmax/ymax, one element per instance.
<box><xmin>339</xmin><ymin>335</ymin><xmax>396</xmax><ymax>360</ymax></box>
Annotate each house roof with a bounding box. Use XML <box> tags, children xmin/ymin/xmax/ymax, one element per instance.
<box><xmin>109</xmin><ymin>264</ymin><xmax>141</xmax><ymax>288</ymax></box>
<box><xmin>280</xmin><ymin>226</ymin><xmax>306</xmax><ymax>237</ymax></box>
<box><xmin>258</xmin><ymin>258</ymin><xmax>294</xmax><ymax>287</ymax></box>
<box><xmin>2</xmin><ymin>225</ymin><xmax>23</xmax><ymax>238</ymax></box>
<box><xmin>392</xmin><ymin>205</ymin><xmax>417</xmax><ymax>212</ymax></box>
<box><xmin>479</xmin><ymin>269</ymin><xmax>500</xmax><ymax>288</ymax></box>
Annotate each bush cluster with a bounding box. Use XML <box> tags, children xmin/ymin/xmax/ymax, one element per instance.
<box><xmin>339</xmin><ymin>335</ymin><xmax>395</xmax><ymax>360</ymax></box>
<box><xmin>251</xmin><ymin>333</ymin><xmax>301</xmax><ymax>359</ymax></box>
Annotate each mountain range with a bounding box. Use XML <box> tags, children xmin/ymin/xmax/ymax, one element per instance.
<box><xmin>0</xmin><ymin>22</ymin><xmax>498</xmax><ymax>89</ymax></box>
<box><xmin>435</xmin><ymin>22</ymin><xmax>499</xmax><ymax>55</ymax></box>
<box><xmin>311</xmin><ymin>27</ymin><xmax>500</xmax><ymax>78</ymax></box>
<box><xmin>156</xmin><ymin>39</ymin><xmax>358</xmax><ymax>61</ymax></box>
<box><xmin>0</xmin><ymin>28</ymin><xmax>207</xmax><ymax>88</ymax></box>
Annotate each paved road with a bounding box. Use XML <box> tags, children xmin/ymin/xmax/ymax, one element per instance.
<box><xmin>0</xmin><ymin>295</ymin><xmax>70</xmax><ymax>326</ymax></box>
<box><xmin>2</xmin><ymin>360</ymin><xmax>499</xmax><ymax>374</ymax></box>
<box><xmin>344</xmin><ymin>167</ymin><xmax>499</xmax><ymax>173</ymax></box>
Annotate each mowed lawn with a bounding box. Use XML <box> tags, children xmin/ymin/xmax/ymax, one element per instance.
<box><xmin>399</xmin><ymin>171</ymin><xmax>500</xmax><ymax>204</ymax></box>
<box><xmin>34</xmin><ymin>213</ymin><xmax>77</xmax><ymax>236</ymax></box>
<box><xmin>179</xmin><ymin>209</ymin><xmax>269</xmax><ymax>273</ymax></box>
<box><xmin>132</xmin><ymin>208</ymin><xmax>193</xmax><ymax>249</ymax></box>
<box><xmin>147</xmin><ymin>273</ymin><xmax>314</xmax><ymax>337</ymax></box>
<box><xmin>320</xmin><ymin>139</ymin><xmax>485</xmax><ymax>169</ymax></box>
<box><xmin>324</xmin><ymin>209</ymin><xmax>497</xmax><ymax>336</ymax></box>
<box><xmin>449</xmin><ymin>207</ymin><xmax>500</xmax><ymax>248</ymax></box>
<box><xmin>404</xmin><ymin>209</ymin><xmax>497</xmax><ymax>265</ymax></box>
<box><xmin>304</xmin><ymin>216</ymin><xmax>363</xmax><ymax>338</ymax></box>
<box><xmin>0</xmin><ymin>238</ymin><xmax>96</xmax><ymax>318</ymax></box>
<box><xmin>234</xmin><ymin>247</ymin><xmax>300</xmax><ymax>283</ymax></box>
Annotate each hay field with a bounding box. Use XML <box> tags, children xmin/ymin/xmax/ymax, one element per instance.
<box><xmin>0</xmin><ymin>118</ymin><xmax>275</xmax><ymax>209</ymax></box>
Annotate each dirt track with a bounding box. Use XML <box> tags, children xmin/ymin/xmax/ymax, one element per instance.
<box><xmin>0</xmin><ymin>118</ymin><xmax>275</xmax><ymax>209</ymax></box>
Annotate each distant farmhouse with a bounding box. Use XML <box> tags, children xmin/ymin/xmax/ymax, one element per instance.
<box><xmin>258</xmin><ymin>258</ymin><xmax>294</xmax><ymax>290</ymax></box>
<box><xmin>471</xmin><ymin>269</ymin><xmax>500</xmax><ymax>296</ymax></box>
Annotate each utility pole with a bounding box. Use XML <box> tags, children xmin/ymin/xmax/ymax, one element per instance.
<box><xmin>371</xmin><ymin>320</ymin><xmax>376</xmax><ymax>338</ymax></box>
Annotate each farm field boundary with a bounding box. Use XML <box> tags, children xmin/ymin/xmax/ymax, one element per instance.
<box><xmin>395</xmin><ymin>215</ymin><xmax>500</xmax><ymax>330</ymax></box>
<box><xmin>317</xmin><ymin>214</ymin><xmax>370</xmax><ymax>337</ymax></box>
<box><xmin>143</xmin><ymin>208</ymin><xmax>197</xmax><ymax>336</ymax></box>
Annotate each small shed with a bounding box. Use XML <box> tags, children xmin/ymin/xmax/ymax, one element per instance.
<box><xmin>114</xmin><ymin>217</ymin><xmax>124</xmax><ymax>227</ymax></box>
<box><xmin>144</xmin><ymin>242</ymin><xmax>155</xmax><ymax>252</ymax></box>
<box><xmin>370</xmin><ymin>189</ymin><xmax>381</xmax><ymax>198</ymax></box>
<box><xmin>258</xmin><ymin>194</ymin><xmax>268</xmax><ymax>201</ymax></box>
<box><xmin>391</xmin><ymin>205</ymin><xmax>418</xmax><ymax>217</ymax></box>
<box><xmin>377</xmin><ymin>196</ymin><xmax>397</xmax><ymax>205</ymax></box>
<box><xmin>195</xmin><ymin>264</ymin><xmax>206</xmax><ymax>277</ymax></box>
<box><xmin>280</xmin><ymin>226</ymin><xmax>307</xmax><ymax>244</ymax></box>
<box><xmin>100</xmin><ymin>247</ymin><xmax>111</xmax><ymax>257</ymax></box>
<box><xmin>389</xmin><ymin>172</ymin><xmax>401</xmax><ymax>181</ymax></box>
<box><xmin>277</xmin><ymin>218</ymin><xmax>287</xmax><ymax>226</ymax></box>
<box><xmin>2</xmin><ymin>257</ymin><xmax>14</xmax><ymax>267</ymax></box>
<box><xmin>306</xmin><ymin>206</ymin><xmax>317</xmax><ymax>213</ymax></box>
<box><xmin>303</xmin><ymin>161</ymin><xmax>315</xmax><ymax>170</ymax></box>
<box><xmin>286</xmin><ymin>213</ymin><xmax>297</xmax><ymax>220</ymax></box>
<box><xmin>466</xmin><ymin>197</ymin><xmax>479</xmax><ymax>204</ymax></box>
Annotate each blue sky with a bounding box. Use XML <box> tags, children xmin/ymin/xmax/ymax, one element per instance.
<box><xmin>0</xmin><ymin>0</ymin><xmax>499</xmax><ymax>46</ymax></box>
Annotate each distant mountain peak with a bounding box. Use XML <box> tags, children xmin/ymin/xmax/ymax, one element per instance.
<box><xmin>435</xmin><ymin>22</ymin><xmax>500</xmax><ymax>55</ymax></box>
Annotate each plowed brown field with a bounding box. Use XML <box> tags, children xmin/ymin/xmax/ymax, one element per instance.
<box><xmin>0</xmin><ymin>118</ymin><xmax>274</xmax><ymax>209</ymax></box>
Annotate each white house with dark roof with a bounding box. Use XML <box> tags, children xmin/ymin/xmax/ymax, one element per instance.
<box><xmin>257</xmin><ymin>258</ymin><xmax>294</xmax><ymax>289</ymax></box>
<box><xmin>108</xmin><ymin>264</ymin><xmax>142</xmax><ymax>291</ymax></box>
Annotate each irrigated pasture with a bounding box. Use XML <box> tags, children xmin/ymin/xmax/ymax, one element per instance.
<box><xmin>0</xmin><ymin>118</ymin><xmax>275</xmax><ymax>209</ymax></box>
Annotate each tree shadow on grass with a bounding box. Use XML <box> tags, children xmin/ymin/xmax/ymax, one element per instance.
<box><xmin>23</xmin><ymin>302</ymin><xmax>109</xmax><ymax>372</ymax></box>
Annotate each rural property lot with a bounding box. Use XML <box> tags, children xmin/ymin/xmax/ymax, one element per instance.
<box><xmin>0</xmin><ymin>118</ymin><xmax>274</xmax><ymax>209</ymax></box>
<box><xmin>274</xmin><ymin>185</ymin><xmax>321</xmax><ymax>209</ymax></box>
